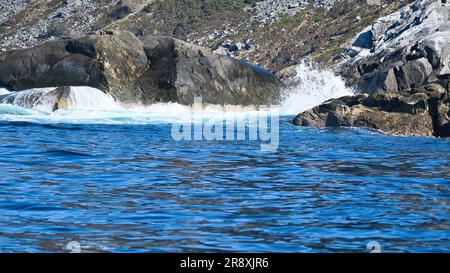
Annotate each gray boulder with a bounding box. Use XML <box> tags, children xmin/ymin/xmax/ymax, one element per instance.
<box><xmin>397</xmin><ymin>58</ymin><xmax>434</xmax><ymax>92</ymax></box>
<box><xmin>339</xmin><ymin>0</ymin><xmax>450</xmax><ymax>95</ymax></box>
<box><xmin>0</xmin><ymin>30</ymin><xmax>282</xmax><ymax>106</ymax></box>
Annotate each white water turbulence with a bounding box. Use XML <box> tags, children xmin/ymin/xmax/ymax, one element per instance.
<box><xmin>278</xmin><ymin>62</ymin><xmax>354</xmax><ymax>115</ymax></box>
<box><xmin>61</xmin><ymin>86</ymin><xmax>117</xmax><ymax>110</ymax></box>
<box><xmin>0</xmin><ymin>86</ymin><xmax>264</xmax><ymax>124</ymax></box>
<box><xmin>0</xmin><ymin>62</ymin><xmax>353</xmax><ymax>124</ymax></box>
<box><xmin>1</xmin><ymin>87</ymin><xmax>61</xmax><ymax>112</ymax></box>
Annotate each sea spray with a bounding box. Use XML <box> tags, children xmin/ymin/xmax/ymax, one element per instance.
<box><xmin>60</xmin><ymin>86</ymin><xmax>117</xmax><ymax>110</ymax></box>
<box><xmin>0</xmin><ymin>87</ymin><xmax>272</xmax><ymax>125</ymax></box>
<box><xmin>278</xmin><ymin>62</ymin><xmax>354</xmax><ymax>115</ymax></box>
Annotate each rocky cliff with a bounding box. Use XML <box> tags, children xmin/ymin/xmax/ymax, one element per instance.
<box><xmin>294</xmin><ymin>0</ymin><xmax>450</xmax><ymax>138</ymax></box>
<box><xmin>0</xmin><ymin>0</ymin><xmax>413</xmax><ymax>71</ymax></box>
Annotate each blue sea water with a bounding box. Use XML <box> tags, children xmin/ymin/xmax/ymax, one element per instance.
<box><xmin>0</xmin><ymin>105</ymin><xmax>449</xmax><ymax>252</ymax></box>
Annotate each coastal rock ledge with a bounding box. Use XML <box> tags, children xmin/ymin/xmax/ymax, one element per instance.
<box><xmin>0</xmin><ymin>30</ymin><xmax>282</xmax><ymax>106</ymax></box>
<box><xmin>293</xmin><ymin>86</ymin><xmax>450</xmax><ymax>137</ymax></box>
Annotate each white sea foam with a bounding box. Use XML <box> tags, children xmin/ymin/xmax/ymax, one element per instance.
<box><xmin>278</xmin><ymin>62</ymin><xmax>354</xmax><ymax>115</ymax></box>
<box><xmin>63</xmin><ymin>86</ymin><xmax>117</xmax><ymax>110</ymax></box>
<box><xmin>0</xmin><ymin>62</ymin><xmax>353</xmax><ymax>124</ymax></box>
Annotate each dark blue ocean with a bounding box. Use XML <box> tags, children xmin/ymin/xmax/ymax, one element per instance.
<box><xmin>0</xmin><ymin>111</ymin><xmax>449</xmax><ymax>252</ymax></box>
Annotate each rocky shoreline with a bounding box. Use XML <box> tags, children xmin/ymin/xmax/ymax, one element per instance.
<box><xmin>0</xmin><ymin>0</ymin><xmax>449</xmax><ymax>138</ymax></box>
<box><xmin>293</xmin><ymin>87</ymin><xmax>449</xmax><ymax>137</ymax></box>
<box><xmin>293</xmin><ymin>0</ymin><xmax>450</xmax><ymax>138</ymax></box>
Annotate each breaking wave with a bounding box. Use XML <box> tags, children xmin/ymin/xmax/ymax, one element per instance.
<box><xmin>0</xmin><ymin>62</ymin><xmax>353</xmax><ymax>124</ymax></box>
<box><xmin>278</xmin><ymin>62</ymin><xmax>354</xmax><ymax>115</ymax></box>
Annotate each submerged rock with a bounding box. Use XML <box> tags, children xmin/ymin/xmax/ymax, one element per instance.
<box><xmin>0</xmin><ymin>86</ymin><xmax>116</xmax><ymax>112</ymax></box>
<box><xmin>0</xmin><ymin>30</ymin><xmax>282</xmax><ymax>106</ymax></box>
<box><xmin>0</xmin><ymin>87</ymin><xmax>62</xmax><ymax>112</ymax></box>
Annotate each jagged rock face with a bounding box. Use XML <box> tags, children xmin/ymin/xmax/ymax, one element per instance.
<box><xmin>0</xmin><ymin>30</ymin><xmax>282</xmax><ymax>106</ymax></box>
<box><xmin>340</xmin><ymin>0</ymin><xmax>450</xmax><ymax>95</ymax></box>
<box><xmin>293</xmin><ymin>89</ymin><xmax>450</xmax><ymax>137</ymax></box>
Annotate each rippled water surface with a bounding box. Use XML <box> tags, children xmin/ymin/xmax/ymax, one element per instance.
<box><xmin>0</xmin><ymin>119</ymin><xmax>449</xmax><ymax>252</ymax></box>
